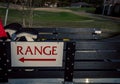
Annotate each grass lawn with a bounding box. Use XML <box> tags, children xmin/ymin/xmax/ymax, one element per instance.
<box><xmin>34</xmin><ymin>11</ymin><xmax>91</xmax><ymax>22</ymax></box>
<box><xmin>0</xmin><ymin>7</ymin><xmax>120</xmax><ymax>38</ymax></box>
<box><xmin>0</xmin><ymin>8</ymin><xmax>92</xmax><ymax>25</ymax></box>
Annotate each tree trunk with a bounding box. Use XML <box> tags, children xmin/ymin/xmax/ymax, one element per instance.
<box><xmin>19</xmin><ymin>0</ymin><xmax>26</xmax><ymax>27</ymax></box>
<box><xmin>29</xmin><ymin>0</ymin><xmax>33</xmax><ymax>27</ymax></box>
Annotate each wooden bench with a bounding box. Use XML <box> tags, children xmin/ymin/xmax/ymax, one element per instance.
<box><xmin>0</xmin><ymin>28</ymin><xmax>120</xmax><ymax>84</ymax></box>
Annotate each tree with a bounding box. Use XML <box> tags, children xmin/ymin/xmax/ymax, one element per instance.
<box><xmin>58</xmin><ymin>0</ymin><xmax>72</xmax><ymax>7</ymax></box>
<box><xmin>13</xmin><ymin>0</ymin><xmax>18</xmax><ymax>5</ymax></box>
<box><xmin>18</xmin><ymin>0</ymin><xmax>34</xmax><ymax>27</ymax></box>
<box><xmin>33</xmin><ymin>0</ymin><xmax>43</xmax><ymax>7</ymax></box>
<box><xmin>89</xmin><ymin>0</ymin><xmax>103</xmax><ymax>5</ymax></box>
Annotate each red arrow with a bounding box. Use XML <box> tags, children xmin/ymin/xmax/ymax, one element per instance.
<box><xmin>19</xmin><ymin>57</ymin><xmax>56</xmax><ymax>63</ymax></box>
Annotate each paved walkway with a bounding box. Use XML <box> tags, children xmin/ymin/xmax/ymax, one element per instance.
<box><xmin>1</xmin><ymin>78</ymin><xmax>120</xmax><ymax>84</ymax></box>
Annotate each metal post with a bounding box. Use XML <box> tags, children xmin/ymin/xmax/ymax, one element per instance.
<box><xmin>107</xmin><ymin>4</ymin><xmax>112</xmax><ymax>15</ymax></box>
<box><xmin>64</xmin><ymin>42</ymin><xmax>76</xmax><ymax>84</ymax></box>
<box><xmin>102</xmin><ymin>0</ymin><xmax>106</xmax><ymax>15</ymax></box>
<box><xmin>0</xmin><ymin>42</ymin><xmax>8</xmax><ymax>82</ymax></box>
<box><xmin>4</xmin><ymin>0</ymin><xmax>10</xmax><ymax>26</ymax></box>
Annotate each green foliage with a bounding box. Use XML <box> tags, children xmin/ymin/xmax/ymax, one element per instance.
<box><xmin>0</xmin><ymin>0</ymin><xmax>104</xmax><ymax>7</ymax></box>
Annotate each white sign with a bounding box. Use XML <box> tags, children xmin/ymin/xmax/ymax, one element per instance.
<box><xmin>11</xmin><ymin>42</ymin><xmax>64</xmax><ymax>67</ymax></box>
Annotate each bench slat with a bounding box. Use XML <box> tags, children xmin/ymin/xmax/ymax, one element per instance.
<box><xmin>76</xmin><ymin>42</ymin><xmax>120</xmax><ymax>50</ymax></box>
<box><xmin>74</xmin><ymin>62</ymin><xmax>120</xmax><ymax>69</ymax></box>
<box><xmin>75</xmin><ymin>52</ymin><xmax>120</xmax><ymax>59</ymax></box>
<box><xmin>74</xmin><ymin>71</ymin><xmax>120</xmax><ymax>78</ymax></box>
<box><xmin>8</xmin><ymin>71</ymin><xmax>64</xmax><ymax>78</ymax></box>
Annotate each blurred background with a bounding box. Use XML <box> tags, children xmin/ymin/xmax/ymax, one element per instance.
<box><xmin>0</xmin><ymin>0</ymin><xmax>120</xmax><ymax>38</ymax></box>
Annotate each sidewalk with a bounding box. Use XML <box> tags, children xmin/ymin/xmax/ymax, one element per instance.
<box><xmin>87</xmin><ymin>13</ymin><xmax>120</xmax><ymax>23</ymax></box>
<box><xmin>1</xmin><ymin>78</ymin><xmax>120</xmax><ymax>84</ymax></box>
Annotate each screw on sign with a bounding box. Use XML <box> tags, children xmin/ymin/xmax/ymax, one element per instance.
<box><xmin>11</xmin><ymin>42</ymin><xmax>64</xmax><ymax>67</ymax></box>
